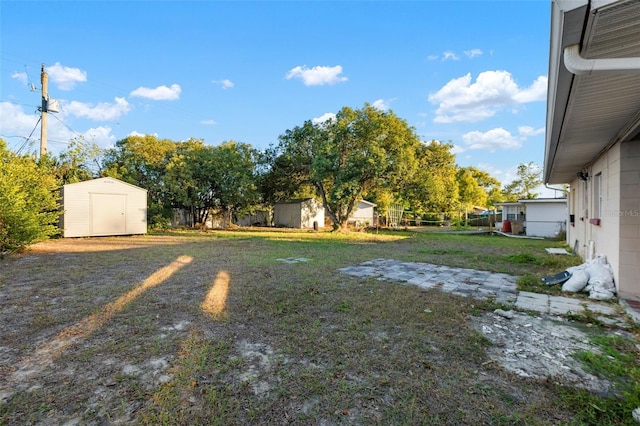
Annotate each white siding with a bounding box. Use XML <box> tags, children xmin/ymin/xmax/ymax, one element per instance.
<box><xmin>60</xmin><ymin>178</ymin><xmax>147</xmax><ymax>237</ymax></box>
<box><xmin>523</xmin><ymin>201</ymin><xmax>567</xmax><ymax>238</ymax></box>
<box><xmin>349</xmin><ymin>201</ymin><xmax>376</xmax><ymax>225</ymax></box>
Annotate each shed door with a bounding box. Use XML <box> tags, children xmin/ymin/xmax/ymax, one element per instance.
<box><xmin>91</xmin><ymin>193</ymin><xmax>126</xmax><ymax>235</ymax></box>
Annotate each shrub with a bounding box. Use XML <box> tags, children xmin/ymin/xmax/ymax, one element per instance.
<box><xmin>0</xmin><ymin>141</ymin><xmax>60</xmax><ymax>254</ymax></box>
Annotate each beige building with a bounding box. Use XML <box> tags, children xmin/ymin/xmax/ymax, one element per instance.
<box><xmin>273</xmin><ymin>198</ymin><xmax>324</xmax><ymax>229</ymax></box>
<box><xmin>59</xmin><ymin>177</ymin><xmax>147</xmax><ymax>237</ymax></box>
<box><xmin>545</xmin><ymin>0</ymin><xmax>640</xmax><ymax>300</ymax></box>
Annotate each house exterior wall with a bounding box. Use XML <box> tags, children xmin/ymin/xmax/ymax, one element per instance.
<box><xmin>618</xmin><ymin>139</ymin><xmax>640</xmax><ymax>299</ymax></box>
<box><xmin>523</xmin><ymin>201</ymin><xmax>567</xmax><ymax>238</ymax></box>
<box><xmin>567</xmin><ymin>142</ymin><xmax>622</xmax><ymax>293</ymax></box>
<box><xmin>60</xmin><ymin>178</ymin><xmax>147</xmax><ymax>237</ymax></box>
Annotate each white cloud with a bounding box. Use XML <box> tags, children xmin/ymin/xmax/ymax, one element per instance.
<box><xmin>0</xmin><ymin>102</ymin><xmax>39</xmax><ymax>134</ymax></box>
<box><xmin>11</xmin><ymin>72</ymin><xmax>28</xmax><ymax>85</ymax></box>
<box><xmin>285</xmin><ymin>65</ymin><xmax>347</xmax><ymax>86</ymax></box>
<box><xmin>427</xmin><ymin>55</ymin><xmax>439</xmax><ymax>61</ymax></box>
<box><xmin>372</xmin><ymin>98</ymin><xmax>395</xmax><ymax>111</ymax></box>
<box><xmin>476</xmin><ymin>163</ymin><xmax>506</xmax><ymax>178</ymax></box>
<box><xmin>64</xmin><ymin>97</ymin><xmax>132</xmax><ymax>121</ymax></box>
<box><xmin>200</xmin><ymin>119</ymin><xmax>217</xmax><ymax>125</ymax></box>
<box><xmin>128</xmin><ymin>130</ymin><xmax>158</xmax><ymax>138</ymax></box>
<box><xmin>461</xmin><ymin>126</ymin><xmax>544</xmax><ymax>153</ymax></box>
<box><xmin>464</xmin><ymin>49</ymin><xmax>483</xmax><ymax>58</ymax></box>
<box><xmin>213</xmin><ymin>79</ymin><xmax>234</xmax><ymax>89</ymax></box>
<box><xmin>0</xmin><ymin>102</ymin><xmax>42</xmax><ymax>152</ymax></box>
<box><xmin>462</xmin><ymin>128</ymin><xmax>522</xmax><ymax>152</ymax></box>
<box><xmin>428</xmin><ymin>70</ymin><xmax>548</xmax><ymax>123</ymax></box>
<box><xmin>518</xmin><ymin>125</ymin><xmax>545</xmax><ymax>137</ymax></box>
<box><xmin>312</xmin><ymin>112</ymin><xmax>336</xmax><ymax>125</ymax></box>
<box><xmin>442</xmin><ymin>51</ymin><xmax>460</xmax><ymax>61</ymax></box>
<box><xmin>451</xmin><ymin>144</ymin><xmax>466</xmax><ymax>154</ymax></box>
<box><xmin>130</xmin><ymin>84</ymin><xmax>182</xmax><ymax>100</ymax></box>
<box><xmin>82</xmin><ymin>126</ymin><xmax>116</xmax><ymax>149</ymax></box>
<box><xmin>46</xmin><ymin>62</ymin><xmax>87</xmax><ymax>91</ymax></box>
<box><xmin>513</xmin><ymin>76</ymin><xmax>548</xmax><ymax>103</ymax></box>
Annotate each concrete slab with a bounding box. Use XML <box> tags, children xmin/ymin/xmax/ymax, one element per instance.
<box><xmin>337</xmin><ymin>259</ymin><xmax>635</xmax><ymax>325</ymax></box>
<box><xmin>584</xmin><ymin>302</ymin><xmax>619</xmax><ymax>316</ymax></box>
<box><xmin>549</xmin><ymin>301</ymin><xmax>585</xmax><ymax>315</ymax></box>
<box><xmin>515</xmin><ymin>293</ymin><xmax>549</xmax><ymax>313</ymax></box>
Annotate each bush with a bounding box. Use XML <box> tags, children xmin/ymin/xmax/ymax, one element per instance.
<box><xmin>0</xmin><ymin>142</ymin><xmax>60</xmax><ymax>254</ymax></box>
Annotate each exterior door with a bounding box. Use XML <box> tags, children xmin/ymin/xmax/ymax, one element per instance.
<box><xmin>90</xmin><ymin>193</ymin><xmax>126</xmax><ymax>235</ymax></box>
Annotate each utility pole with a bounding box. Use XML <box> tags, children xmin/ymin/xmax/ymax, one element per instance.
<box><xmin>40</xmin><ymin>64</ymin><xmax>48</xmax><ymax>158</ymax></box>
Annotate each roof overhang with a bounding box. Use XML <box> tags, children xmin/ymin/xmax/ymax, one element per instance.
<box><xmin>544</xmin><ymin>0</ymin><xmax>640</xmax><ymax>184</ymax></box>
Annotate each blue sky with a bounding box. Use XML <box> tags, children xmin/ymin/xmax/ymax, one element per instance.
<box><xmin>1</xmin><ymin>0</ymin><xmax>552</xmax><ymax>191</ymax></box>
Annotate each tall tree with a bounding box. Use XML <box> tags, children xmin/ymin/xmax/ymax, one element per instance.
<box><xmin>461</xmin><ymin>166</ymin><xmax>503</xmax><ymax>208</ymax></box>
<box><xmin>503</xmin><ymin>162</ymin><xmax>542</xmax><ymax>201</ymax></box>
<box><xmin>404</xmin><ymin>141</ymin><xmax>459</xmax><ymax>213</ymax></box>
<box><xmin>209</xmin><ymin>141</ymin><xmax>261</xmax><ymax>225</ymax></box>
<box><xmin>457</xmin><ymin>167</ymin><xmax>487</xmax><ymax>218</ymax></box>
<box><xmin>101</xmin><ymin>135</ymin><xmax>177</xmax><ymax>225</ymax></box>
<box><xmin>267</xmin><ymin>104</ymin><xmax>421</xmax><ymax>230</ymax></box>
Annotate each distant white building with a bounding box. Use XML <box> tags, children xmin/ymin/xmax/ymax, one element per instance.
<box><xmin>348</xmin><ymin>200</ymin><xmax>377</xmax><ymax>226</ymax></box>
<box><xmin>273</xmin><ymin>198</ymin><xmax>324</xmax><ymax>229</ymax></box>
<box><xmin>495</xmin><ymin>198</ymin><xmax>567</xmax><ymax>238</ymax></box>
<box><xmin>59</xmin><ymin>177</ymin><xmax>147</xmax><ymax>237</ymax></box>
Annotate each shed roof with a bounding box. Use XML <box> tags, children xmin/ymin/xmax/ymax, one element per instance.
<box><xmin>63</xmin><ymin>176</ymin><xmax>147</xmax><ymax>192</ymax></box>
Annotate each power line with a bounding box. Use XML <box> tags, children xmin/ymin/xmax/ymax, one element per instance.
<box><xmin>0</xmin><ymin>98</ymin><xmax>40</xmax><ymax>110</ymax></box>
<box><xmin>16</xmin><ymin>116</ymin><xmax>41</xmax><ymax>155</ymax></box>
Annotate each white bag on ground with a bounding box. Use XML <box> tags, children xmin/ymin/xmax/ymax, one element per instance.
<box><xmin>585</xmin><ymin>256</ymin><xmax>616</xmax><ymax>300</ymax></box>
<box><xmin>562</xmin><ymin>269</ymin><xmax>590</xmax><ymax>292</ymax></box>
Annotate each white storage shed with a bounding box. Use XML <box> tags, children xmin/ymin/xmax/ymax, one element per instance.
<box><xmin>273</xmin><ymin>198</ymin><xmax>324</xmax><ymax>229</ymax></box>
<box><xmin>521</xmin><ymin>198</ymin><xmax>567</xmax><ymax>239</ymax></box>
<box><xmin>59</xmin><ymin>177</ymin><xmax>147</xmax><ymax>237</ymax></box>
<box><xmin>348</xmin><ymin>200</ymin><xmax>377</xmax><ymax>226</ymax></box>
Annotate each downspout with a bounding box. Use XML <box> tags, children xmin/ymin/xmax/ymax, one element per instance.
<box><xmin>564</xmin><ymin>44</ymin><xmax>640</xmax><ymax>75</ymax></box>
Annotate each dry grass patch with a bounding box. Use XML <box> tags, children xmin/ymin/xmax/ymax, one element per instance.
<box><xmin>0</xmin><ymin>230</ymin><xmax>637</xmax><ymax>424</ymax></box>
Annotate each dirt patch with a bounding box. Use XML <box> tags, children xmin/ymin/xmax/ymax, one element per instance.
<box><xmin>472</xmin><ymin>311</ymin><xmax>624</xmax><ymax>394</ymax></box>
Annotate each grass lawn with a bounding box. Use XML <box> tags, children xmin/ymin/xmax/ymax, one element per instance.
<box><xmin>0</xmin><ymin>229</ymin><xmax>638</xmax><ymax>425</ymax></box>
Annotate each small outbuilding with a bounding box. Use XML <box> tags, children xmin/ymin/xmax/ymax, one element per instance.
<box><xmin>59</xmin><ymin>177</ymin><xmax>147</xmax><ymax>237</ymax></box>
<box><xmin>273</xmin><ymin>198</ymin><xmax>324</xmax><ymax>229</ymax></box>
<box><xmin>495</xmin><ymin>198</ymin><xmax>567</xmax><ymax>238</ymax></box>
<box><xmin>348</xmin><ymin>200</ymin><xmax>377</xmax><ymax>226</ymax></box>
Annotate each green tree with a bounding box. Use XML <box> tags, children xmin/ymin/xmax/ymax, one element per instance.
<box><xmin>503</xmin><ymin>162</ymin><xmax>542</xmax><ymax>201</ymax></box>
<box><xmin>209</xmin><ymin>141</ymin><xmax>261</xmax><ymax>225</ymax></box>
<box><xmin>457</xmin><ymin>167</ymin><xmax>487</xmax><ymax>217</ymax></box>
<box><xmin>0</xmin><ymin>139</ymin><xmax>60</xmax><ymax>253</ymax></box>
<box><xmin>267</xmin><ymin>104</ymin><xmax>421</xmax><ymax>230</ymax></box>
<box><xmin>165</xmin><ymin>139</ymin><xmax>261</xmax><ymax>227</ymax></box>
<box><xmin>40</xmin><ymin>138</ymin><xmax>102</xmax><ymax>185</ymax></box>
<box><xmin>101</xmin><ymin>135</ymin><xmax>177</xmax><ymax>226</ymax></box>
<box><xmin>404</xmin><ymin>141</ymin><xmax>459</xmax><ymax>213</ymax></box>
<box><xmin>462</xmin><ymin>166</ymin><xmax>503</xmax><ymax>208</ymax></box>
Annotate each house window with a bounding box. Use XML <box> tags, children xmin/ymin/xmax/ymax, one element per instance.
<box><xmin>594</xmin><ymin>172</ymin><xmax>602</xmax><ymax>220</ymax></box>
